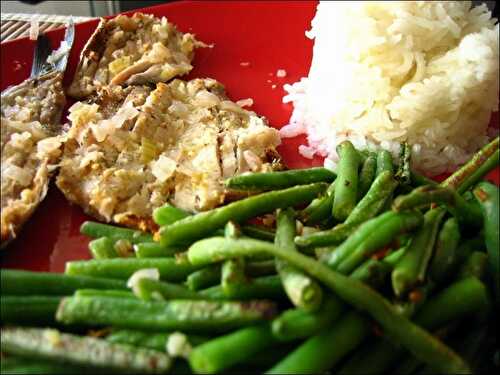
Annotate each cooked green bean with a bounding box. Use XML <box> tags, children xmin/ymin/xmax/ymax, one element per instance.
<box><xmin>106</xmin><ymin>329</ymin><xmax>208</xmax><ymax>352</ymax></box>
<box><xmin>267</xmin><ymin>312</ymin><xmax>370</xmax><ymax>374</ymax></box>
<box><xmin>224</xmin><ymin>221</ymin><xmax>241</xmax><ymax>239</ymax></box>
<box><xmin>345</xmin><ymin>170</ymin><xmax>398</xmax><ymax>225</ymax></box>
<box><xmin>275</xmin><ymin>208</ymin><xmax>323</xmax><ymax>311</ymax></box>
<box><xmin>80</xmin><ymin>221</ymin><xmax>153</xmax><ymax>243</ymax></box>
<box><xmin>357</xmin><ymin>154</ymin><xmax>377</xmax><ymax>201</ymax></box>
<box><xmin>88</xmin><ymin>237</ymin><xmax>119</xmax><ymax>259</ymax></box>
<box><xmin>241</xmin><ymin>225</ymin><xmax>276</xmax><ymax>242</ymax></box>
<box><xmin>300</xmin><ymin>180</ymin><xmax>336</xmax><ymax>225</ymax></box>
<box><xmin>244</xmin><ymin>344</ymin><xmax>297</xmax><ymax>369</ymax></box>
<box><xmin>415</xmin><ymin>277</ymin><xmax>491</xmax><ymax>328</ymax></box>
<box><xmin>221</xmin><ymin>258</ymin><xmax>247</xmax><ymax>297</ymax></box>
<box><xmin>133</xmin><ymin>278</ymin><xmax>202</xmax><ymax>301</ymax></box>
<box><xmin>392</xmin><ymin>355</ymin><xmax>424</xmax><ymax>375</ymax></box>
<box><xmin>395</xmin><ymin>142</ymin><xmax>412</xmax><ymax>186</ymax></box>
<box><xmin>189</xmin><ymin>324</ymin><xmax>277</xmax><ymax>373</ymax></box>
<box><xmin>134</xmin><ymin>242</ymin><xmax>184</xmax><ymax>258</ymax></box>
<box><xmin>457</xmin><ymin>251</ymin><xmax>489</xmax><ymax>281</ymax></box>
<box><xmin>159</xmin><ymin>183</ymin><xmax>327</xmax><ymax>246</ymax></box>
<box><xmin>271</xmin><ymin>295</ymin><xmax>344</xmax><ymax>341</ymax></box>
<box><xmin>200</xmin><ymin>275</ymin><xmax>285</xmax><ymax>300</ymax></box>
<box><xmin>186</xmin><ymin>265</ymin><xmax>221</xmax><ymax>291</ymax></box>
<box><xmin>153</xmin><ymin>203</ymin><xmax>191</xmax><ymax>226</ymax></box>
<box><xmin>456</xmin><ymin>148</ymin><xmax>499</xmax><ymax>194</ymax></box>
<box><xmin>65</xmin><ymin>257</ymin><xmax>201</xmax><ymax>282</ymax></box>
<box><xmin>56</xmin><ymin>295</ymin><xmax>277</xmax><ymax>333</ymax></box>
<box><xmin>271</xmin><ymin>248</ymin><xmax>400</xmax><ymax>342</ymax></box>
<box><xmin>473</xmin><ymin>181</ymin><xmax>500</xmax><ymax>306</ymax></box>
<box><xmin>392</xmin><ymin>185</ymin><xmax>482</xmax><ymax>226</ymax></box>
<box><xmin>391</xmin><ymin>208</ymin><xmax>446</xmax><ymax>297</ymax></box>
<box><xmin>326</xmin><ymin>211</ymin><xmax>423</xmax><ymax>274</ymax></box>
<box><xmin>0</xmin><ymin>357</ymin><xmax>85</xmax><ymax>374</ymax></box>
<box><xmin>376</xmin><ymin>149</ymin><xmax>394</xmax><ymax>176</ymax></box>
<box><xmin>187</xmin><ymin>237</ymin><xmax>470</xmax><ymax>373</ymax></box>
<box><xmin>428</xmin><ymin>217</ymin><xmax>460</xmax><ymax>284</ymax></box>
<box><xmin>1</xmin><ymin>327</ymin><xmax>172</xmax><ymax>374</ymax></box>
<box><xmin>221</xmin><ymin>222</ymin><xmax>246</xmax><ymax>296</ymax></box>
<box><xmin>225</xmin><ymin>167</ymin><xmax>336</xmax><ymax>190</ymax></box>
<box><xmin>1</xmin><ymin>269</ymin><xmax>127</xmax><ymax>295</ymax></box>
<box><xmin>246</xmin><ymin>260</ymin><xmax>276</xmax><ymax>277</ymax></box>
<box><xmin>411</xmin><ymin>171</ymin><xmax>438</xmax><ymax>187</ymax></box>
<box><xmin>74</xmin><ymin>289</ymin><xmax>136</xmax><ymax>299</ymax></box>
<box><xmin>338</xmin><ymin>277</ymin><xmax>490</xmax><ymax>375</ymax></box>
<box><xmin>1</xmin><ymin>296</ymin><xmax>62</xmax><ymax>326</ymax></box>
<box><xmin>294</xmin><ymin>221</ymin><xmax>359</xmax><ymax>248</ymax></box>
<box><xmin>349</xmin><ymin>258</ymin><xmax>393</xmax><ymax>287</ymax></box>
<box><xmin>441</xmin><ymin>136</ymin><xmax>499</xmax><ymax>192</ymax></box>
<box><xmin>333</xmin><ymin>141</ymin><xmax>361</xmax><ymax>221</ymax></box>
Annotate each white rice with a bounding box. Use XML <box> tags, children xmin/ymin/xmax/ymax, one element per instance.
<box><xmin>281</xmin><ymin>1</ymin><xmax>499</xmax><ymax>175</ymax></box>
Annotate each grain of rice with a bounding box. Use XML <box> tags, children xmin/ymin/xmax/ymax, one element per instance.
<box><xmin>281</xmin><ymin>1</ymin><xmax>499</xmax><ymax>175</ymax></box>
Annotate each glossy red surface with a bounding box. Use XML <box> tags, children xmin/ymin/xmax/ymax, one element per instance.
<box><xmin>1</xmin><ymin>1</ymin><xmax>498</xmax><ymax>271</ymax></box>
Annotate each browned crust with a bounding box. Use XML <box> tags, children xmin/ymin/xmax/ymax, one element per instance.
<box><xmin>67</xmin><ymin>18</ymin><xmax>108</xmax><ymax>99</ymax></box>
<box><xmin>1</xmin><ymin>159</ymin><xmax>51</xmax><ymax>248</ymax></box>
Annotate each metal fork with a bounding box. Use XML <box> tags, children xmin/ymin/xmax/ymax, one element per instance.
<box><xmin>30</xmin><ymin>17</ymin><xmax>75</xmax><ymax>78</ymax></box>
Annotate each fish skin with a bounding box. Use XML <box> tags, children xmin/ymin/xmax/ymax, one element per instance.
<box><xmin>67</xmin><ymin>13</ymin><xmax>205</xmax><ymax>99</ymax></box>
<box><xmin>0</xmin><ymin>24</ymin><xmax>74</xmax><ymax>249</ymax></box>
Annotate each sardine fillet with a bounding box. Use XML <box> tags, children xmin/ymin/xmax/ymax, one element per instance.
<box><xmin>57</xmin><ymin>78</ymin><xmax>282</xmax><ymax>230</ymax></box>
<box><xmin>1</xmin><ymin>118</ymin><xmax>62</xmax><ymax>245</ymax></box>
<box><xmin>67</xmin><ymin>13</ymin><xmax>204</xmax><ymax>99</ymax></box>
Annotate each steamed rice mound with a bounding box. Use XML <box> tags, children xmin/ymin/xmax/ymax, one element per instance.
<box><xmin>281</xmin><ymin>1</ymin><xmax>499</xmax><ymax>175</ymax></box>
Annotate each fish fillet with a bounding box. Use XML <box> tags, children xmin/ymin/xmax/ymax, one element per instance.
<box><xmin>67</xmin><ymin>13</ymin><xmax>206</xmax><ymax>99</ymax></box>
<box><xmin>57</xmin><ymin>78</ymin><xmax>282</xmax><ymax>230</ymax></box>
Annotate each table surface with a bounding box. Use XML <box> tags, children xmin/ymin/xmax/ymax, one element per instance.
<box><xmin>1</xmin><ymin>13</ymin><xmax>93</xmax><ymax>43</ymax></box>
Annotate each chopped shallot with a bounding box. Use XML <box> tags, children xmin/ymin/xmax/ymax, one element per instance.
<box><xmin>151</xmin><ymin>154</ymin><xmax>177</xmax><ymax>182</ymax></box>
<box><xmin>276</xmin><ymin>69</ymin><xmax>287</xmax><ymax>78</ymax></box>
<box><xmin>236</xmin><ymin>98</ymin><xmax>254</xmax><ymax>108</ymax></box>
<box><xmin>127</xmin><ymin>268</ymin><xmax>160</xmax><ymax>296</ymax></box>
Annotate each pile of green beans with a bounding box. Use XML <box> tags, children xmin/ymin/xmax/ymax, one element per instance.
<box><xmin>1</xmin><ymin>137</ymin><xmax>498</xmax><ymax>374</ymax></box>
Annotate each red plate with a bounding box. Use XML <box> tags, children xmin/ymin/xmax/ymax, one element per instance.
<box><xmin>1</xmin><ymin>0</ymin><xmax>498</xmax><ymax>272</ymax></box>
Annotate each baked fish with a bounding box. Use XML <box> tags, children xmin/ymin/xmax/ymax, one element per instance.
<box><xmin>1</xmin><ymin>22</ymin><xmax>74</xmax><ymax>248</ymax></box>
<box><xmin>57</xmin><ymin>78</ymin><xmax>282</xmax><ymax>231</ymax></box>
<box><xmin>67</xmin><ymin>13</ymin><xmax>205</xmax><ymax>99</ymax></box>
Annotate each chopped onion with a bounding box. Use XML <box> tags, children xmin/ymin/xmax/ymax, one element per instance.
<box><xmin>276</xmin><ymin>69</ymin><xmax>287</xmax><ymax>77</ymax></box>
<box><xmin>147</xmin><ymin>42</ymin><xmax>171</xmax><ymax>63</ymax></box>
<box><xmin>127</xmin><ymin>268</ymin><xmax>160</xmax><ymax>296</ymax></box>
<box><xmin>151</xmin><ymin>154</ymin><xmax>177</xmax><ymax>182</ymax></box>
<box><xmin>68</xmin><ymin>103</ymin><xmax>100</xmax><ymax>126</ymax></box>
<box><xmin>90</xmin><ymin>120</ymin><xmax>114</xmax><ymax>143</ymax></box>
<box><xmin>79</xmin><ymin>151</ymin><xmax>104</xmax><ymax>168</ymax></box>
<box><xmin>168</xmin><ymin>101</ymin><xmax>189</xmax><ymax>117</ymax></box>
<box><xmin>141</xmin><ymin>137</ymin><xmax>159</xmax><ymax>163</ymax></box>
<box><xmin>194</xmin><ymin>90</ymin><xmax>220</xmax><ymax>107</ymax></box>
<box><xmin>236</xmin><ymin>98</ymin><xmax>254</xmax><ymax>108</ymax></box>
<box><xmin>296</xmin><ymin>220</ymin><xmax>304</xmax><ymax>235</ymax></box>
<box><xmin>4</xmin><ymin>120</ymin><xmax>47</xmax><ymax>139</ymax></box>
<box><xmin>10</xmin><ymin>132</ymin><xmax>32</xmax><ymax>149</ymax></box>
<box><xmin>166</xmin><ymin>332</ymin><xmax>192</xmax><ymax>358</ymax></box>
<box><xmin>243</xmin><ymin>150</ymin><xmax>262</xmax><ymax>171</ymax></box>
<box><xmin>37</xmin><ymin>137</ymin><xmax>62</xmax><ymax>158</ymax></box>
<box><xmin>114</xmin><ymin>239</ymin><xmax>134</xmax><ymax>257</ymax></box>
<box><xmin>43</xmin><ymin>329</ymin><xmax>61</xmax><ymax>347</ymax></box>
<box><xmin>3</xmin><ymin>165</ymin><xmax>33</xmax><ymax>187</ymax></box>
<box><xmin>111</xmin><ymin>105</ymin><xmax>139</xmax><ymax>128</ymax></box>
<box><xmin>219</xmin><ymin>100</ymin><xmax>246</xmax><ymax>114</ymax></box>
